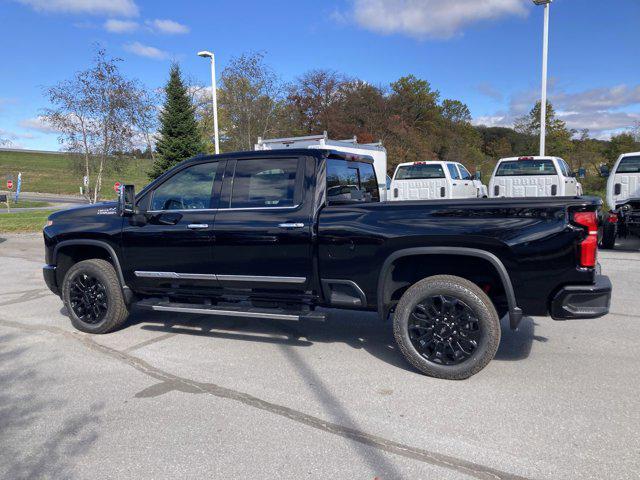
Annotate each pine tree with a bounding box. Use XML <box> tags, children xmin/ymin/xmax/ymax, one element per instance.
<box><xmin>150</xmin><ymin>63</ymin><xmax>205</xmax><ymax>179</ymax></box>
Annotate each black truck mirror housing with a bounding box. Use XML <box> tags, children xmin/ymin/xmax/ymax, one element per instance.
<box><xmin>599</xmin><ymin>165</ymin><xmax>610</xmax><ymax>177</ymax></box>
<box><xmin>117</xmin><ymin>184</ymin><xmax>136</xmax><ymax>216</ymax></box>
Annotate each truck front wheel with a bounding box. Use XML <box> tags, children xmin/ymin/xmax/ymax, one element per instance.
<box><xmin>393</xmin><ymin>275</ymin><xmax>501</xmax><ymax>380</ymax></box>
<box><xmin>62</xmin><ymin>259</ymin><xmax>129</xmax><ymax>334</ymax></box>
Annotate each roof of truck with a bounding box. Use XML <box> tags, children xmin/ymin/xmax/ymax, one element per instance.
<box><xmin>181</xmin><ymin>148</ymin><xmax>375</xmax><ymax>166</ymax></box>
<box><xmin>497</xmin><ymin>156</ymin><xmax>563</xmax><ymax>162</ymax></box>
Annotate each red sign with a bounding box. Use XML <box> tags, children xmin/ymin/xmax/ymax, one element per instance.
<box><xmin>7</xmin><ymin>180</ymin><xmax>13</xmax><ymax>190</ymax></box>
<box><xmin>113</xmin><ymin>182</ymin><xmax>121</xmax><ymax>193</ymax></box>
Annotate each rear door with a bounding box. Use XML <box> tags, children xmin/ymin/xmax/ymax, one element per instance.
<box><xmin>559</xmin><ymin>159</ymin><xmax>578</xmax><ymax>195</ymax></box>
<box><xmin>211</xmin><ymin>155</ymin><xmax>314</xmax><ymax>295</ymax></box>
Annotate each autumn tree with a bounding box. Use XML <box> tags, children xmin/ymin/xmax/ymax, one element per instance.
<box><xmin>514</xmin><ymin>101</ymin><xmax>574</xmax><ymax>158</ymax></box>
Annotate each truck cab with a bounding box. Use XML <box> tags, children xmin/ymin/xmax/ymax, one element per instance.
<box><xmin>489</xmin><ymin>156</ymin><xmax>582</xmax><ymax>198</ymax></box>
<box><xmin>389</xmin><ymin>161</ymin><xmax>486</xmax><ymax>201</ymax></box>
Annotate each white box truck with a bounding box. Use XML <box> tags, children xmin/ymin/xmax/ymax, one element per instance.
<box><xmin>255</xmin><ymin>132</ymin><xmax>389</xmax><ymax>201</ymax></box>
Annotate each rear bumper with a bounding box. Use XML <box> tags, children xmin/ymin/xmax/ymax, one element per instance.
<box><xmin>550</xmin><ymin>275</ymin><xmax>612</xmax><ymax>320</ymax></box>
<box><xmin>43</xmin><ymin>265</ymin><xmax>60</xmax><ymax>297</ymax></box>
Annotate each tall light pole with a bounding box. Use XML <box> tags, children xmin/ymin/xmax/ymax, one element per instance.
<box><xmin>197</xmin><ymin>50</ymin><xmax>220</xmax><ymax>154</ymax></box>
<box><xmin>533</xmin><ymin>0</ymin><xmax>552</xmax><ymax>157</ymax></box>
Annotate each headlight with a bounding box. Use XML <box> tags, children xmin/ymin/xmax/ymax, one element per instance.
<box><xmin>45</xmin><ymin>220</ymin><xmax>53</xmax><ymax>227</ymax></box>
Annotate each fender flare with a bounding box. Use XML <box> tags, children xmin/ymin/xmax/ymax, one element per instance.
<box><xmin>53</xmin><ymin>239</ymin><xmax>133</xmax><ymax>303</ymax></box>
<box><xmin>377</xmin><ymin>247</ymin><xmax>522</xmax><ymax>329</ymax></box>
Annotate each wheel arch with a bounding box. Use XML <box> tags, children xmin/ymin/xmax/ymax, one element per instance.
<box><xmin>377</xmin><ymin>247</ymin><xmax>522</xmax><ymax>329</ymax></box>
<box><xmin>53</xmin><ymin>240</ymin><xmax>132</xmax><ymax>303</ymax></box>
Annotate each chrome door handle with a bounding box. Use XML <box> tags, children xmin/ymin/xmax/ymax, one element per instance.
<box><xmin>278</xmin><ymin>223</ymin><xmax>305</xmax><ymax>229</ymax></box>
<box><xmin>187</xmin><ymin>224</ymin><xmax>209</xmax><ymax>230</ymax></box>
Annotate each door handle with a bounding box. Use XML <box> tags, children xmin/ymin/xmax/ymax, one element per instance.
<box><xmin>278</xmin><ymin>223</ymin><xmax>305</xmax><ymax>229</ymax></box>
<box><xmin>187</xmin><ymin>224</ymin><xmax>209</xmax><ymax>230</ymax></box>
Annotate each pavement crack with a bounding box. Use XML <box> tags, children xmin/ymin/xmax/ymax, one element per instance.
<box><xmin>0</xmin><ymin>317</ymin><xmax>533</xmax><ymax>480</ymax></box>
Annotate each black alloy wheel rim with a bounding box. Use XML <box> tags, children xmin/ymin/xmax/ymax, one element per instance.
<box><xmin>408</xmin><ymin>295</ymin><xmax>482</xmax><ymax>366</ymax></box>
<box><xmin>69</xmin><ymin>273</ymin><xmax>108</xmax><ymax>324</ymax></box>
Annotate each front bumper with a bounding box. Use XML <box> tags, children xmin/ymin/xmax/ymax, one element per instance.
<box><xmin>43</xmin><ymin>265</ymin><xmax>60</xmax><ymax>297</ymax></box>
<box><xmin>551</xmin><ymin>275</ymin><xmax>612</xmax><ymax>320</ymax></box>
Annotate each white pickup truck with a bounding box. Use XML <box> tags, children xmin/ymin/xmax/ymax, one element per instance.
<box><xmin>489</xmin><ymin>156</ymin><xmax>582</xmax><ymax>198</ymax></box>
<box><xmin>389</xmin><ymin>161</ymin><xmax>487</xmax><ymax>201</ymax></box>
<box><xmin>600</xmin><ymin>152</ymin><xmax>640</xmax><ymax>249</ymax></box>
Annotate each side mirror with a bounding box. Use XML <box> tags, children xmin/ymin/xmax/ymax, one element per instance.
<box><xmin>474</xmin><ymin>171</ymin><xmax>482</xmax><ymax>181</ymax></box>
<box><xmin>117</xmin><ymin>184</ymin><xmax>136</xmax><ymax>216</ymax></box>
<box><xmin>599</xmin><ymin>165</ymin><xmax>610</xmax><ymax>178</ymax></box>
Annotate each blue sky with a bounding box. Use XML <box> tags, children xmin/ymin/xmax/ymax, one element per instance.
<box><xmin>1</xmin><ymin>0</ymin><xmax>639</xmax><ymax>150</ymax></box>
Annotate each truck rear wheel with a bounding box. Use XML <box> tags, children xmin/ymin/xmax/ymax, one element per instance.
<box><xmin>393</xmin><ymin>275</ymin><xmax>501</xmax><ymax>380</ymax></box>
<box><xmin>62</xmin><ymin>259</ymin><xmax>129</xmax><ymax>334</ymax></box>
<box><xmin>600</xmin><ymin>222</ymin><xmax>616</xmax><ymax>249</ymax></box>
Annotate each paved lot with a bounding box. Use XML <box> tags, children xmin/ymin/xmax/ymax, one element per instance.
<box><xmin>1</xmin><ymin>234</ymin><xmax>639</xmax><ymax>480</ymax></box>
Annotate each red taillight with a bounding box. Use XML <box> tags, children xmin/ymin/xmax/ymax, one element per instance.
<box><xmin>607</xmin><ymin>211</ymin><xmax>618</xmax><ymax>224</ymax></box>
<box><xmin>573</xmin><ymin>211</ymin><xmax>598</xmax><ymax>268</ymax></box>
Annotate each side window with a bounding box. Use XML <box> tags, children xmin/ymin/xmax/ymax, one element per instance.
<box><xmin>458</xmin><ymin>164</ymin><xmax>472</xmax><ymax>180</ymax></box>
<box><xmin>151</xmin><ymin>162</ymin><xmax>217</xmax><ymax>211</ymax></box>
<box><xmin>230</xmin><ymin>158</ymin><xmax>298</xmax><ymax>208</ymax></box>
<box><xmin>558</xmin><ymin>160</ymin><xmax>568</xmax><ymax>176</ymax></box>
<box><xmin>447</xmin><ymin>163</ymin><xmax>461</xmax><ymax>180</ymax></box>
<box><xmin>327</xmin><ymin>159</ymin><xmax>379</xmax><ymax>204</ymax></box>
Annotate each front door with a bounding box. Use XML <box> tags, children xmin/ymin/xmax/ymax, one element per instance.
<box><xmin>211</xmin><ymin>156</ymin><xmax>314</xmax><ymax>296</ymax></box>
<box><xmin>121</xmin><ymin>160</ymin><xmax>223</xmax><ymax>295</ymax></box>
<box><xmin>446</xmin><ymin>163</ymin><xmax>465</xmax><ymax>198</ymax></box>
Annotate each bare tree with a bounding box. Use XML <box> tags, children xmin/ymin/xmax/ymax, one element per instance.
<box><xmin>43</xmin><ymin>47</ymin><xmax>149</xmax><ymax>202</ymax></box>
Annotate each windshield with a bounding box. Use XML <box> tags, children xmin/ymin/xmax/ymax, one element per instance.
<box><xmin>495</xmin><ymin>159</ymin><xmax>557</xmax><ymax>176</ymax></box>
<box><xmin>616</xmin><ymin>156</ymin><xmax>640</xmax><ymax>174</ymax></box>
<box><xmin>395</xmin><ymin>163</ymin><xmax>445</xmax><ymax>180</ymax></box>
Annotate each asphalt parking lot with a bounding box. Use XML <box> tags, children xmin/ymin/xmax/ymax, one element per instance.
<box><xmin>1</xmin><ymin>234</ymin><xmax>639</xmax><ymax>480</ymax></box>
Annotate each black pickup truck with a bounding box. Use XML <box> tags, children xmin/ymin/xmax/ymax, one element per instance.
<box><xmin>43</xmin><ymin>149</ymin><xmax>612</xmax><ymax>379</ymax></box>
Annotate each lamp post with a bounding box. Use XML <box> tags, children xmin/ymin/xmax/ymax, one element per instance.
<box><xmin>197</xmin><ymin>50</ymin><xmax>220</xmax><ymax>154</ymax></box>
<box><xmin>533</xmin><ymin>0</ymin><xmax>552</xmax><ymax>157</ymax></box>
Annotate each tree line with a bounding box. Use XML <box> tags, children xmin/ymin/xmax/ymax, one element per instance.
<box><xmin>43</xmin><ymin>48</ymin><xmax>640</xmax><ymax>201</ymax></box>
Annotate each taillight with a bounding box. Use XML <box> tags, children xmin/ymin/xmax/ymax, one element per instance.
<box><xmin>573</xmin><ymin>211</ymin><xmax>598</xmax><ymax>268</ymax></box>
<box><xmin>607</xmin><ymin>211</ymin><xmax>618</xmax><ymax>223</ymax></box>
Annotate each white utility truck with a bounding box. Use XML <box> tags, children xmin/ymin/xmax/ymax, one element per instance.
<box><xmin>255</xmin><ymin>132</ymin><xmax>389</xmax><ymax>201</ymax></box>
<box><xmin>600</xmin><ymin>152</ymin><xmax>640</xmax><ymax>249</ymax></box>
<box><xmin>389</xmin><ymin>161</ymin><xmax>487</xmax><ymax>201</ymax></box>
<box><xmin>489</xmin><ymin>156</ymin><xmax>582</xmax><ymax>198</ymax></box>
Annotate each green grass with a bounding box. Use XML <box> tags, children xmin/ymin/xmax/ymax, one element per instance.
<box><xmin>0</xmin><ymin>150</ymin><xmax>153</xmax><ymax>200</ymax></box>
<box><xmin>1</xmin><ymin>199</ymin><xmax>50</xmax><ymax>209</ymax></box>
<box><xmin>0</xmin><ymin>209</ymin><xmax>57</xmax><ymax>233</ymax></box>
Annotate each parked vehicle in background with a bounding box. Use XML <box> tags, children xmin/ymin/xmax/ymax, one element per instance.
<box><xmin>255</xmin><ymin>132</ymin><xmax>388</xmax><ymax>201</ymax></box>
<box><xmin>489</xmin><ymin>156</ymin><xmax>583</xmax><ymax>198</ymax></box>
<box><xmin>389</xmin><ymin>161</ymin><xmax>487</xmax><ymax>201</ymax></box>
<box><xmin>43</xmin><ymin>148</ymin><xmax>611</xmax><ymax>380</ymax></box>
<box><xmin>600</xmin><ymin>152</ymin><xmax>640</xmax><ymax>249</ymax></box>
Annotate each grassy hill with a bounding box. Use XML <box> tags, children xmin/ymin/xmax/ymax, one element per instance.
<box><xmin>0</xmin><ymin>150</ymin><xmax>153</xmax><ymax>199</ymax></box>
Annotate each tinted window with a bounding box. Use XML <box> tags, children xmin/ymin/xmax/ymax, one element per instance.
<box><xmin>458</xmin><ymin>164</ymin><xmax>472</xmax><ymax>180</ymax></box>
<box><xmin>327</xmin><ymin>159</ymin><xmax>379</xmax><ymax>204</ymax></box>
<box><xmin>151</xmin><ymin>162</ymin><xmax>217</xmax><ymax>211</ymax></box>
<box><xmin>495</xmin><ymin>160</ymin><xmax>557</xmax><ymax>176</ymax></box>
<box><xmin>230</xmin><ymin>158</ymin><xmax>298</xmax><ymax>208</ymax></box>
<box><xmin>616</xmin><ymin>156</ymin><xmax>640</xmax><ymax>173</ymax></box>
<box><xmin>395</xmin><ymin>163</ymin><xmax>445</xmax><ymax>180</ymax></box>
<box><xmin>447</xmin><ymin>164</ymin><xmax>461</xmax><ymax>180</ymax></box>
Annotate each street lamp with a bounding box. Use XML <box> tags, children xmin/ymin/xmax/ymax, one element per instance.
<box><xmin>197</xmin><ymin>50</ymin><xmax>220</xmax><ymax>154</ymax></box>
<box><xmin>533</xmin><ymin>0</ymin><xmax>552</xmax><ymax>157</ymax></box>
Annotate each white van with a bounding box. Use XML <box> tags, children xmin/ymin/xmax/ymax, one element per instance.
<box><xmin>255</xmin><ymin>132</ymin><xmax>388</xmax><ymax>201</ymax></box>
<box><xmin>489</xmin><ymin>156</ymin><xmax>582</xmax><ymax>198</ymax></box>
<box><xmin>606</xmin><ymin>152</ymin><xmax>640</xmax><ymax>208</ymax></box>
<box><xmin>389</xmin><ymin>161</ymin><xmax>487</xmax><ymax>201</ymax></box>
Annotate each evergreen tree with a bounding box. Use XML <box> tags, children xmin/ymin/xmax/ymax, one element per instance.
<box><xmin>150</xmin><ymin>63</ymin><xmax>205</xmax><ymax>179</ymax></box>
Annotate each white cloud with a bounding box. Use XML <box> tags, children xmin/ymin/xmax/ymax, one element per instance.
<box><xmin>19</xmin><ymin>116</ymin><xmax>60</xmax><ymax>134</ymax></box>
<box><xmin>16</xmin><ymin>0</ymin><xmax>139</xmax><ymax>17</ymax></box>
<box><xmin>345</xmin><ymin>0</ymin><xmax>528</xmax><ymax>39</ymax></box>
<box><xmin>104</xmin><ymin>19</ymin><xmax>138</xmax><ymax>33</ymax></box>
<box><xmin>146</xmin><ymin>19</ymin><xmax>190</xmax><ymax>34</ymax></box>
<box><xmin>473</xmin><ymin>83</ymin><xmax>640</xmax><ymax>138</ymax></box>
<box><xmin>124</xmin><ymin>42</ymin><xmax>169</xmax><ymax>60</ymax></box>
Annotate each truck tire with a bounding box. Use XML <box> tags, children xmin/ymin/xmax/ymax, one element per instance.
<box><xmin>600</xmin><ymin>223</ymin><xmax>616</xmax><ymax>250</ymax></box>
<box><xmin>393</xmin><ymin>275</ymin><xmax>501</xmax><ymax>380</ymax></box>
<box><xmin>62</xmin><ymin>259</ymin><xmax>129</xmax><ymax>334</ymax></box>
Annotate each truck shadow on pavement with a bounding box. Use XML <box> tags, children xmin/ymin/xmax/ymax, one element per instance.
<box><xmin>128</xmin><ymin>308</ymin><xmax>547</xmax><ymax>374</ymax></box>
<box><xmin>0</xmin><ymin>332</ymin><xmax>104</xmax><ymax>479</ymax></box>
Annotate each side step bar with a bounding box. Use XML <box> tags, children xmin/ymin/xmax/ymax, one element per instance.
<box><xmin>135</xmin><ymin>298</ymin><xmax>326</xmax><ymax>322</ymax></box>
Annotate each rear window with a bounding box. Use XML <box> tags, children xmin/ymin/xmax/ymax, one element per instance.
<box><xmin>395</xmin><ymin>163</ymin><xmax>445</xmax><ymax>180</ymax></box>
<box><xmin>326</xmin><ymin>159</ymin><xmax>380</xmax><ymax>204</ymax></box>
<box><xmin>495</xmin><ymin>159</ymin><xmax>557</xmax><ymax>176</ymax></box>
<box><xmin>616</xmin><ymin>156</ymin><xmax>640</xmax><ymax>173</ymax></box>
